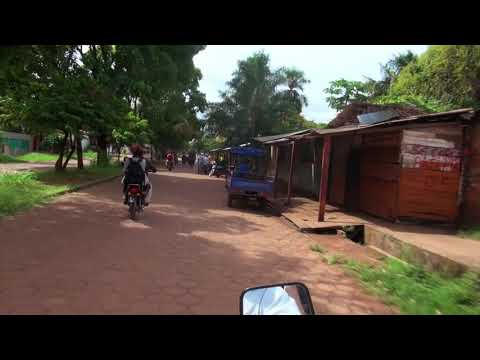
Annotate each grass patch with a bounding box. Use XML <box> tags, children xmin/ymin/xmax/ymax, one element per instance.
<box><xmin>0</xmin><ymin>164</ymin><xmax>121</xmax><ymax>217</ymax></box>
<box><xmin>310</xmin><ymin>244</ymin><xmax>326</xmax><ymax>254</ymax></box>
<box><xmin>0</xmin><ymin>172</ymin><xmax>69</xmax><ymax>217</ymax></box>
<box><xmin>0</xmin><ymin>153</ymin><xmax>26</xmax><ymax>163</ymax></box>
<box><xmin>15</xmin><ymin>152</ymin><xmax>58</xmax><ymax>163</ymax></box>
<box><xmin>324</xmin><ymin>254</ymin><xmax>347</xmax><ymax>265</ymax></box>
<box><xmin>344</xmin><ymin>258</ymin><xmax>480</xmax><ymax>315</ymax></box>
<box><xmin>36</xmin><ymin>164</ymin><xmax>121</xmax><ymax>187</ymax></box>
<box><xmin>72</xmin><ymin>150</ymin><xmax>97</xmax><ymax>161</ymax></box>
<box><xmin>458</xmin><ymin>226</ymin><xmax>480</xmax><ymax>241</ymax></box>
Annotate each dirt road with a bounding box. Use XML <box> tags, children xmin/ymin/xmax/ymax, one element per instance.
<box><xmin>0</xmin><ymin>159</ymin><xmax>90</xmax><ymax>174</ymax></box>
<box><xmin>0</xmin><ymin>167</ymin><xmax>394</xmax><ymax>314</ymax></box>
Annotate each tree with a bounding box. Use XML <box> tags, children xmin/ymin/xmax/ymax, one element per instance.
<box><xmin>0</xmin><ymin>45</ymin><xmax>97</xmax><ymax>171</ymax></box>
<box><xmin>1</xmin><ymin>45</ymin><xmax>207</xmax><ymax>168</ymax></box>
<box><xmin>204</xmin><ymin>52</ymin><xmax>313</xmax><ymax>145</ymax></box>
<box><xmin>324</xmin><ymin>79</ymin><xmax>370</xmax><ymax>112</ymax></box>
<box><xmin>277</xmin><ymin>67</ymin><xmax>310</xmax><ymax>112</ymax></box>
<box><xmin>391</xmin><ymin>45</ymin><xmax>480</xmax><ymax>109</ymax></box>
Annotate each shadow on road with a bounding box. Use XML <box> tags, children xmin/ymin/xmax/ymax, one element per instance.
<box><xmin>0</xmin><ymin>167</ymin><xmax>321</xmax><ymax>314</ymax></box>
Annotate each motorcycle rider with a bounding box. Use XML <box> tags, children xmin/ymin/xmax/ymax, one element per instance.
<box><xmin>122</xmin><ymin>144</ymin><xmax>157</xmax><ymax>206</ymax></box>
<box><xmin>165</xmin><ymin>151</ymin><xmax>174</xmax><ymax>168</ymax></box>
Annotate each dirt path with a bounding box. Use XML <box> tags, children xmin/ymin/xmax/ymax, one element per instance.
<box><xmin>0</xmin><ymin>159</ymin><xmax>91</xmax><ymax>174</ymax></box>
<box><xmin>0</xmin><ymin>166</ymin><xmax>395</xmax><ymax>314</ymax></box>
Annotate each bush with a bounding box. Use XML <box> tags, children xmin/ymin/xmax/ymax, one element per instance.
<box><xmin>0</xmin><ymin>172</ymin><xmax>68</xmax><ymax>216</ymax></box>
<box><xmin>39</xmin><ymin>133</ymin><xmax>65</xmax><ymax>153</ymax></box>
<box><xmin>344</xmin><ymin>258</ymin><xmax>480</xmax><ymax>315</ymax></box>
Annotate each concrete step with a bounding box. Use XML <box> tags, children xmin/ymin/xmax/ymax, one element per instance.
<box><xmin>366</xmin><ymin>245</ymin><xmax>409</xmax><ymax>266</ymax></box>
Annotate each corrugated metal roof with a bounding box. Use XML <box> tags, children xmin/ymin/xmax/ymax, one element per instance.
<box><xmin>253</xmin><ymin>129</ymin><xmax>312</xmax><ymax>144</ymax></box>
<box><xmin>304</xmin><ymin>108</ymin><xmax>475</xmax><ymax>138</ymax></box>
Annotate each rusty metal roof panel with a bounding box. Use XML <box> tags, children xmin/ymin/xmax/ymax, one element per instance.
<box><xmin>253</xmin><ymin>129</ymin><xmax>312</xmax><ymax>143</ymax></box>
<box><xmin>305</xmin><ymin>108</ymin><xmax>475</xmax><ymax>138</ymax></box>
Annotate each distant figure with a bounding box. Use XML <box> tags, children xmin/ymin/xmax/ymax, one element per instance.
<box><xmin>188</xmin><ymin>151</ymin><xmax>196</xmax><ymax>168</ymax></box>
<box><xmin>182</xmin><ymin>154</ymin><xmax>188</xmax><ymax>166</ymax></box>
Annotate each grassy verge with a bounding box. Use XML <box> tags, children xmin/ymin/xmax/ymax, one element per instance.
<box><xmin>0</xmin><ymin>172</ymin><xmax>69</xmax><ymax>217</ymax></box>
<box><xmin>343</xmin><ymin>258</ymin><xmax>480</xmax><ymax>315</ymax></box>
<box><xmin>15</xmin><ymin>152</ymin><xmax>58</xmax><ymax>162</ymax></box>
<box><xmin>72</xmin><ymin>150</ymin><xmax>97</xmax><ymax>161</ymax></box>
<box><xmin>458</xmin><ymin>226</ymin><xmax>480</xmax><ymax>241</ymax></box>
<box><xmin>0</xmin><ymin>153</ymin><xmax>26</xmax><ymax>163</ymax></box>
<box><xmin>0</xmin><ymin>164</ymin><xmax>121</xmax><ymax>217</ymax></box>
<box><xmin>310</xmin><ymin>245</ymin><xmax>480</xmax><ymax>314</ymax></box>
<box><xmin>36</xmin><ymin>164</ymin><xmax>121</xmax><ymax>187</ymax></box>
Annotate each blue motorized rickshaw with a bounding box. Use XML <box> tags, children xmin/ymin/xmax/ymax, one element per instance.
<box><xmin>226</xmin><ymin>146</ymin><xmax>274</xmax><ymax>209</ymax></box>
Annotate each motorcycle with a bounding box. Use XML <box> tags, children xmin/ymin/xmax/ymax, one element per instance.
<box><xmin>125</xmin><ymin>169</ymin><xmax>154</xmax><ymax>220</ymax></box>
<box><xmin>126</xmin><ymin>183</ymin><xmax>146</xmax><ymax>220</ymax></box>
<box><xmin>240</xmin><ymin>282</ymin><xmax>315</xmax><ymax>315</ymax></box>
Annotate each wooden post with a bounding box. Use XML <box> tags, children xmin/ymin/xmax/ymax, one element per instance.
<box><xmin>273</xmin><ymin>146</ymin><xmax>280</xmax><ymax>199</ymax></box>
<box><xmin>457</xmin><ymin>125</ymin><xmax>472</xmax><ymax>227</ymax></box>
<box><xmin>287</xmin><ymin>141</ymin><xmax>296</xmax><ymax>205</ymax></box>
<box><xmin>318</xmin><ymin>136</ymin><xmax>332</xmax><ymax>222</ymax></box>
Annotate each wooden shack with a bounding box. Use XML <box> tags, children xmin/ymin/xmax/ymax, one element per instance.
<box><xmin>258</xmin><ymin>105</ymin><xmax>479</xmax><ymax>227</ymax></box>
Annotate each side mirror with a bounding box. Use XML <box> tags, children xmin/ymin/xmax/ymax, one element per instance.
<box><xmin>240</xmin><ymin>282</ymin><xmax>315</xmax><ymax>315</ymax></box>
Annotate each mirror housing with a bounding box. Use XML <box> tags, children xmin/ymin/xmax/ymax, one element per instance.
<box><xmin>240</xmin><ymin>282</ymin><xmax>315</xmax><ymax>315</ymax></box>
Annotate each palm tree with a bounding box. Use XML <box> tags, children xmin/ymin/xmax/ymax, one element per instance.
<box><xmin>228</xmin><ymin>51</ymin><xmax>278</xmax><ymax>138</ymax></box>
<box><xmin>278</xmin><ymin>67</ymin><xmax>310</xmax><ymax>112</ymax></box>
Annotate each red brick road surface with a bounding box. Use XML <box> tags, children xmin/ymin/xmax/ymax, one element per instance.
<box><xmin>0</xmin><ymin>167</ymin><xmax>395</xmax><ymax>314</ymax></box>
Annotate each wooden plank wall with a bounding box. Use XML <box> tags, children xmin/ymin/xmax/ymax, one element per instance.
<box><xmin>358</xmin><ymin>132</ymin><xmax>401</xmax><ymax>221</ymax></box>
<box><xmin>292</xmin><ymin>141</ymin><xmax>317</xmax><ymax>199</ymax></box>
<box><xmin>463</xmin><ymin>121</ymin><xmax>480</xmax><ymax>225</ymax></box>
<box><xmin>398</xmin><ymin>126</ymin><xmax>463</xmax><ymax>223</ymax></box>
<box><xmin>328</xmin><ymin>135</ymin><xmax>354</xmax><ymax>206</ymax></box>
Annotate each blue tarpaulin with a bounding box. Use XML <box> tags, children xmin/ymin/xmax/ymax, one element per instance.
<box><xmin>229</xmin><ymin>147</ymin><xmax>265</xmax><ymax>157</ymax></box>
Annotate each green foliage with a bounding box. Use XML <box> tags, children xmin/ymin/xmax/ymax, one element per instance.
<box><xmin>372</xmin><ymin>94</ymin><xmax>452</xmax><ymax>113</ymax></box>
<box><xmin>458</xmin><ymin>226</ymin><xmax>480</xmax><ymax>241</ymax></box>
<box><xmin>0</xmin><ymin>153</ymin><xmax>24</xmax><ymax>163</ymax></box>
<box><xmin>324</xmin><ymin>79</ymin><xmax>370</xmax><ymax>112</ymax></box>
<box><xmin>391</xmin><ymin>45</ymin><xmax>480</xmax><ymax>109</ymax></box>
<box><xmin>344</xmin><ymin>258</ymin><xmax>480</xmax><ymax>315</ymax></box>
<box><xmin>310</xmin><ymin>244</ymin><xmax>325</xmax><ymax>254</ymax></box>
<box><xmin>15</xmin><ymin>152</ymin><xmax>58</xmax><ymax>162</ymax></box>
<box><xmin>112</xmin><ymin>112</ymin><xmax>153</xmax><ymax>148</ymax></box>
<box><xmin>0</xmin><ymin>164</ymin><xmax>121</xmax><ymax>217</ymax></box>
<box><xmin>38</xmin><ymin>132</ymin><xmax>66</xmax><ymax>153</ymax></box>
<box><xmin>0</xmin><ymin>45</ymin><xmax>207</xmax><ymax>166</ymax></box>
<box><xmin>0</xmin><ymin>171</ymin><xmax>69</xmax><ymax>217</ymax></box>
<box><xmin>325</xmin><ymin>254</ymin><xmax>347</xmax><ymax>265</ymax></box>
<box><xmin>36</xmin><ymin>163</ymin><xmax>120</xmax><ymax>187</ymax></box>
<box><xmin>324</xmin><ymin>47</ymin><xmax>480</xmax><ymax>113</ymax></box>
<box><xmin>204</xmin><ymin>52</ymin><xmax>312</xmax><ymax>145</ymax></box>
<box><xmin>191</xmin><ymin>135</ymin><xmax>226</xmax><ymax>152</ymax></box>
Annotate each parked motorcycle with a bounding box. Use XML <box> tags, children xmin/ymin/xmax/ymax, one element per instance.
<box><xmin>240</xmin><ymin>282</ymin><xmax>315</xmax><ymax>315</ymax></box>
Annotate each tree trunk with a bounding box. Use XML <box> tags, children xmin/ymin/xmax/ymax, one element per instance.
<box><xmin>62</xmin><ymin>134</ymin><xmax>76</xmax><ymax>170</ymax></box>
<box><xmin>250</xmin><ymin>112</ymin><xmax>256</xmax><ymax>139</ymax></box>
<box><xmin>76</xmin><ymin>134</ymin><xmax>84</xmax><ymax>169</ymax></box>
<box><xmin>55</xmin><ymin>131</ymin><xmax>69</xmax><ymax>172</ymax></box>
<box><xmin>96</xmin><ymin>133</ymin><xmax>109</xmax><ymax>167</ymax></box>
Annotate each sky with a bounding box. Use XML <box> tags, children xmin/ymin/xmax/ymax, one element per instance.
<box><xmin>193</xmin><ymin>45</ymin><xmax>429</xmax><ymax>124</ymax></box>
